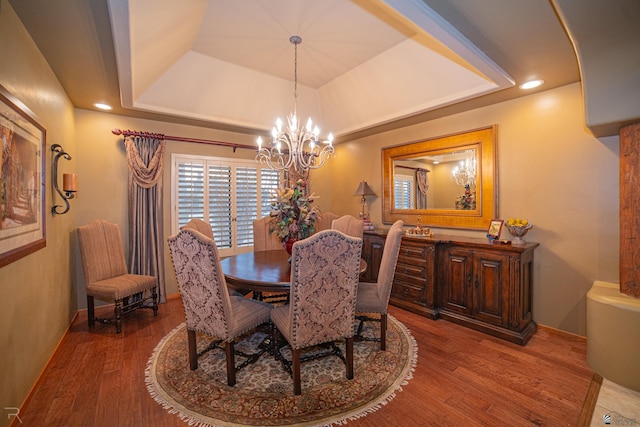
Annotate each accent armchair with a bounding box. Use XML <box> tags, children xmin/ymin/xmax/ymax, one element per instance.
<box><xmin>77</xmin><ymin>219</ymin><xmax>158</xmax><ymax>333</ymax></box>
<box><xmin>270</xmin><ymin>229</ymin><xmax>363</xmax><ymax>394</ymax></box>
<box><xmin>355</xmin><ymin>220</ymin><xmax>404</xmax><ymax>350</ymax></box>
<box><xmin>167</xmin><ymin>228</ymin><xmax>272</xmax><ymax>386</ymax></box>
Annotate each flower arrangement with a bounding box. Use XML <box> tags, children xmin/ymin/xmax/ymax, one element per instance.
<box><xmin>454</xmin><ymin>184</ymin><xmax>476</xmax><ymax>210</ymax></box>
<box><xmin>269</xmin><ymin>180</ymin><xmax>320</xmax><ymax>243</ymax></box>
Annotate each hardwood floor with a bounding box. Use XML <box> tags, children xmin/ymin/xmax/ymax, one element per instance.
<box><xmin>16</xmin><ymin>297</ymin><xmax>593</xmax><ymax>426</ymax></box>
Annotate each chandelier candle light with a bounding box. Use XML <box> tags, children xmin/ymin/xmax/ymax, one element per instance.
<box><xmin>451</xmin><ymin>157</ymin><xmax>477</xmax><ymax>187</ymax></box>
<box><xmin>256</xmin><ymin>36</ymin><xmax>334</xmax><ymax>173</ymax></box>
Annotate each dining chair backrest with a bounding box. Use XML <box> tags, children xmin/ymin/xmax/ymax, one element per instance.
<box><xmin>253</xmin><ymin>216</ymin><xmax>283</xmax><ymax>251</ymax></box>
<box><xmin>376</xmin><ymin>220</ymin><xmax>404</xmax><ymax>303</ymax></box>
<box><xmin>78</xmin><ymin>219</ymin><xmax>128</xmax><ymax>283</ymax></box>
<box><xmin>167</xmin><ymin>228</ymin><xmax>234</xmax><ymax>341</ymax></box>
<box><xmin>180</xmin><ymin>218</ymin><xmax>214</xmax><ymax>239</ymax></box>
<box><xmin>314</xmin><ymin>211</ymin><xmax>338</xmax><ymax>232</ymax></box>
<box><xmin>288</xmin><ymin>229</ymin><xmax>363</xmax><ymax>349</ymax></box>
<box><xmin>331</xmin><ymin>215</ymin><xmax>364</xmax><ymax>239</ymax></box>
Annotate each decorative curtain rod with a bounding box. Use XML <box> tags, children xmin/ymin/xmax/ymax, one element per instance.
<box><xmin>396</xmin><ymin>165</ymin><xmax>430</xmax><ymax>172</ymax></box>
<box><xmin>111</xmin><ymin>128</ymin><xmax>255</xmax><ymax>152</ymax></box>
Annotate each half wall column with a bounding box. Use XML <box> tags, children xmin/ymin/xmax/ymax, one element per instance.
<box><xmin>620</xmin><ymin>121</ymin><xmax>640</xmax><ymax>298</ymax></box>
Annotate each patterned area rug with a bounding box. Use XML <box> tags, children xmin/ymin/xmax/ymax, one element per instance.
<box><xmin>146</xmin><ymin>315</ymin><xmax>417</xmax><ymax>426</ymax></box>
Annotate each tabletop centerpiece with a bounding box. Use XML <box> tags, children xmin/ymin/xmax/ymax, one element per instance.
<box><xmin>269</xmin><ymin>179</ymin><xmax>320</xmax><ymax>254</ymax></box>
<box><xmin>505</xmin><ymin>217</ymin><xmax>533</xmax><ymax>245</ymax></box>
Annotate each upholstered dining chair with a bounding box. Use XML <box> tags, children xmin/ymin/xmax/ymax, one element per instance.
<box><xmin>314</xmin><ymin>211</ymin><xmax>338</xmax><ymax>232</ymax></box>
<box><xmin>355</xmin><ymin>220</ymin><xmax>404</xmax><ymax>350</ymax></box>
<box><xmin>332</xmin><ymin>215</ymin><xmax>364</xmax><ymax>239</ymax></box>
<box><xmin>270</xmin><ymin>229</ymin><xmax>363</xmax><ymax>395</ymax></box>
<box><xmin>77</xmin><ymin>219</ymin><xmax>159</xmax><ymax>333</ymax></box>
<box><xmin>182</xmin><ymin>217</ymin><xmax>250</xmax><ymax>297</ymax></box>
<box><xmin>180</xmin><ymin>217</ymin><xmax>213</xmax><ymax>238</ymax></box>
<box><xmin>253</xmin><ymin>216</ymin><xmax>283</xmax><ymax>251</ymax></box>
<box><xmin>167</xmin><ymin>228</ymin><xmax>272</xmax><ymax>386</ymax></box>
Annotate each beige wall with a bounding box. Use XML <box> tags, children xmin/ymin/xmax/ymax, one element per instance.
<box><xmin>0</xmin><ymin>2</ymin><xmax>78</xmax><ymax>424</ymax></box>
<box><xmin>312</xmin><ymin>83</ymin><xmax>620</xmax><ymax>335</ymax></box>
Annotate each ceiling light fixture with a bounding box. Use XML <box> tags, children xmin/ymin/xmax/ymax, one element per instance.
<box><xmin>451</xmin><ymin>158</ymin><xmax>477</xmax><ymax>187</ymax></box>
<box><xmin>256</xmin><ymin>36</ymin><xmax>334</xmax><ymax>174</ymax></box>
<box><xmin>519</xmin><ymin>79</ymin><xmax>544</xmax><ymax>90</ymax></box>
<box><xmin>93</xmin><ymin>102</ymin><xmax>112</xmax><ymax>110</ymax></box>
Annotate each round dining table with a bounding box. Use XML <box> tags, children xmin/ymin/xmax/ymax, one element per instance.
<box><xmin>221</xmin><ymin>250</ymin><xmax>367</xmax><ymax>295</ymax></box>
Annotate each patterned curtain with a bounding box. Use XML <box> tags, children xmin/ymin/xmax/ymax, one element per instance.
<box><xmin>416</xmin><ymin>168</ymin><xmax>429</xmax><ymax>209</ymax></box>
<box><xmin>125</xmin><ymin>135</ymin><xmax>166</xmax><ymax>302</ymax></box>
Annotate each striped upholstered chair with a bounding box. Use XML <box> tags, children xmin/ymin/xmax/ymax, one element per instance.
<box><xmin>77</xmin><ymin>219</ymin><xmax>158</xmax><ymax>333</ymax></box>
<box><xmin>270</xmin><ymin>229</ymin><xmax>363</xmax><ymax>395</ymax></box>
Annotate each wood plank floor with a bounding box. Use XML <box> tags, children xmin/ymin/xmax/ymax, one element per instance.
<box><xmin>16</xmin><ymin>297</ymin><xmax>593</xmax><ymax>426</ymax></box>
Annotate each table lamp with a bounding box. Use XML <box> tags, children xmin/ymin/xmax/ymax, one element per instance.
<box><xmin>353</xmin><ymin>181</ymin><xmax>376</xmax><ymax>219</ymax></box>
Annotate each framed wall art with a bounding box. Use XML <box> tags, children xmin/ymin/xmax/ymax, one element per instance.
<box><xmin>0</xmin><ymin>85</ymin><xmax>46</xmax><ymax>268</ymax></box>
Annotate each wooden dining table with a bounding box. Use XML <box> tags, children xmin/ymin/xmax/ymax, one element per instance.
<box><xmin>220</xmin><ymin>250</ymin><xmax>367</xmax><ymax>295</ymax></box>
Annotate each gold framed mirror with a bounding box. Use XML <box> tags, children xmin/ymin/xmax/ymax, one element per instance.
<box><xmin>382</xmin><ymin>125</ymin><xmax>497</xmax><ymax>229</ymax></box>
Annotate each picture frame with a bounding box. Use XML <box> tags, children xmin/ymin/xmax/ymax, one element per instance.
<box><xmin>0</xmin><ymin>85</ymin><xmax>46</xmax><ymax>268</ymax></box>
<box><xmin>487</xmin><ymin>219</ymin><xmax>504</xmax><ymax>240</ymax></box>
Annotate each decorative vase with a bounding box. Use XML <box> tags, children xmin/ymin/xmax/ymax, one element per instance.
<box><xmin>506</xmin><ymin>223</ymin><xmax>533</xmax><ymax>245</ymax></box>
<box><xmin>284</xmin><ymin>238</ymin><xmax>296</xmax><ymax>255</ymax></box>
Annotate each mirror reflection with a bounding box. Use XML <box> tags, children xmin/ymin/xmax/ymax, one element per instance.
<box><xmin>393</xmin><ymin>149</ymin><xmax>478</xmax><ymax>211</ymax></box>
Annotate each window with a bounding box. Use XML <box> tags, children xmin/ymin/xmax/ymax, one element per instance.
<box><xmin>172</xmin><ymin>154</ymin><xmax>280</xmax><ymax>256</ymax></box>
<box><xmin>394</xmin><ymin>175</ymin><xmax>414</xmax><ymax>209</ymax></box>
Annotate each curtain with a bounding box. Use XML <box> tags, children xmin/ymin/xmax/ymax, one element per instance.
<box><xmin>125</xmin><ymin>135</ymin><xmax>166</xmax><ymax>302</ymax></box>
<box><xmin>416</xmin><ymin>168</ymin><xmax>429</xmax><ymax>209</ymax></box>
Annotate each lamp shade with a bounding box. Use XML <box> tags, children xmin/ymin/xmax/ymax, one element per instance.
<box><xmin>353</xmin><ymin>181</ymin><xmax>376</xmax><ymax>197</ymax></box>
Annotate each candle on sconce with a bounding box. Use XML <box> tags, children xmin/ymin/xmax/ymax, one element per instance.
<box><xmin>62</xmin><ymin>173</ymin><xmax>78</xmax><ymax>193</ymax></box>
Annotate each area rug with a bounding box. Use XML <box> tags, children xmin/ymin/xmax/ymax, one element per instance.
<box><xmin>145</xmin><ymin>315</ymin><xmax>417</xmax><ymax>426</ymax></box>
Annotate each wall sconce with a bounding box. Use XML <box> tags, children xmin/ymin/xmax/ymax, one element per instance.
<box><xmin>51</xmin><ymin>144</ymin><xmax>77</xmax><ymax>215</ymax></box>
<box><xmin>353</xmin><ymin>180</ymin><xmax>376</xmax><ymax>219</ymax></box>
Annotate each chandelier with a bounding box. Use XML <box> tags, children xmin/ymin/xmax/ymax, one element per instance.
<box><xmin>256</xmin><ymin>36</ymin><xmax>334</xmax><ymax>174</ymax></box>
<box><xmin>451</xmin><ymin>157</ymin><xmax>477</xmax><ymax>187</ymax></box>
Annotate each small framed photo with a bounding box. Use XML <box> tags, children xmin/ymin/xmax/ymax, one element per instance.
<box><xmin>487</xmin><ymin>219</ymin><xmax>504</xmax><ymax>240</ymax></box>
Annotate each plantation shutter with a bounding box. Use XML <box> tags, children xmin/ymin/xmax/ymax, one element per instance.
<box><xmin>236</xmin><ymin>167</ymin><xmax>258</xmax><ymax>248</ymax></box>
<box><xmin>394</xmin><ymin>175</ymin><xmax>414</xmax><ymax>209</ymax></box>
<box><xmin>260</xmin><ymin>169</ymin><xmax>280</xmax><ymax>217</ymax></box>
<box><xmin>208</xmin><ymin>163</ymin><xmax>233</xmax><ymax>249</ymax></box>
<box><xmin>177</xmin><ymin>160</ymin><xmax>205</xmax><ymax>228</ymax></box>
<box><xmin>173</xmin><ymin>155</ymin><xmax>280</xmax><ymax>255</ymax></box>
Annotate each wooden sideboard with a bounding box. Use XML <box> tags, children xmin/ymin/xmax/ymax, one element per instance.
<box><xmin>362</xmin><ymin>231</ymin><xmax>539</xmax><ymax>345</ymax></box>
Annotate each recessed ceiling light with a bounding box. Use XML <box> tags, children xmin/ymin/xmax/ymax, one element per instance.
<box><xmin>93</xmin><ymin>102</ymin><xmax>112</xmax><ymax>110</ymax></box>
<box><xmin>519</xmin><ymin>80</ymin><xmax>544</xmax><ymax>90</ymax></box>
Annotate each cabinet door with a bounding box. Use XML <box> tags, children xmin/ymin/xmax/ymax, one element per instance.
<box><xmin>473</xmin><ymin>251</ymin><xmax>510</xmax><ymax>327</ymax></box>
<box><xmin>442</xmin><ymin>247</ymin><xmax>473</xmax><ymax>315</ymax></box>
<box><xmin>362</xmin><ymin>234</ymin><xmax>385</xmax><ymax>282</ymax></box>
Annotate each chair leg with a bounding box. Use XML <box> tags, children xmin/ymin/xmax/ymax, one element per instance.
<box><xmin>346</xmin><ymin>337</ymin><xmax>354</xmax><ymax>380</ymax></box>
<box><xmin>114</xmin><ymin>300</ymin><xmax>122</xmax><ymax>333</ymax></box>
<box><xmin>152</xmin><ymin>286</ymin><xmax>159</xmax><ymax>316</ymax></box>
<box><xmin>226</xmin><ymin>341</ymin><xmax>236</xmax><ymax>386</ymax></box>
<box><xmin>87</xmin><ymin>295</ymin><xmax>95</xmax><ymax>328</ymax></box>
<box><xmin>187</xmin><ymin>329</ymin><xmax>198</xmax><ymax>370</ymax></box>
<box><xmin>380</xmin><ymin>313</ymin><xmax>387</xmax><ymax>351</ymax></box>
<box><xmin>293</xmin><ymin>348</ymin><xmax>302</xmax><ymax>395</ymax></box>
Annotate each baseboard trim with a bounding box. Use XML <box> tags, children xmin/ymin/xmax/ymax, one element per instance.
<box><xmin>10</xmin><ymin>310</ymin><xmax>79</xmax><ymax>427</ymax></box>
